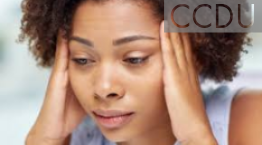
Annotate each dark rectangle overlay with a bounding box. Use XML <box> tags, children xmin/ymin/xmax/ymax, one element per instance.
<box><xmin>164</xmin><ymin>0</ymin><xmax>261</xmax><ymax>32</ymax></box>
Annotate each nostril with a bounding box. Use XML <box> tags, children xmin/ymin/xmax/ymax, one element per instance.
<box><xmin>94</xmin><ymin>90</ymin><xmax>124</xmax><ymax>100</ymax></box>
<box><xmin>107</xmin><ymin>93</ymin><xmax>118</xmax><ymax>98</ymax></box>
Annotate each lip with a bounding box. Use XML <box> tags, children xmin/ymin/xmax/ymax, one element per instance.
<box><xmin>93</xmin><ymin>109</ymin><xmax>135</xmax><ymax>129</ymax></box>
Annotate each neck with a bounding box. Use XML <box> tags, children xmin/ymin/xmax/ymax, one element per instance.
<box><xmin>116</xmin><ymin>119</ymin><xmax>176</xmax><ymax>145</ymax></box>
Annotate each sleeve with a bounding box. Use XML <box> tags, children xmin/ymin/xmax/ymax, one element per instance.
<box><xmin>205</xmin><ymin>85</ymin><xmax>246</xmax><ymax>145</ymax></box>
<box><xmin>69</xmin><ymin>116</ymin><xmax>105</xmax><ymax>145</ymax></box>
<box><xmin>173</xmin><ymin>141</ymin><xmax>181</xmax><ymax>145</ymax></box>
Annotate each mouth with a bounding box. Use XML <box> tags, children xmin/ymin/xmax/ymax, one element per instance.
<box><xmin>92</xmin><ymin>109</ymin><xmax>135</xmax><ymax>129</ymax></box>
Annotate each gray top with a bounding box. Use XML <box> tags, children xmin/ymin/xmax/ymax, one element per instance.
<box><xmin>70</xmin><ymin>85</ymin><xmax>244</xmax><ymax>145</ymax></box>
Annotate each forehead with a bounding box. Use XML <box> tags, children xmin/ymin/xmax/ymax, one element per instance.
<box><xmin>71</xmin><ymin>1</ymin><xmax>160</xmax><ymax>39</ymax></box>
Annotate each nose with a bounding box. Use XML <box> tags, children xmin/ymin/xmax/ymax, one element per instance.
<box><xmin>94</xmin><ymin>64</ymin><xmax>124</xmax><ymax>101</ymax></box>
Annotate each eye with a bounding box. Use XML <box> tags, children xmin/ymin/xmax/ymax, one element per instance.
<box><xmin>71</xmin><ymin>58</ymin><xmax>95</xmax><ymax>65</ymax></box>
<box><xmin>124</xmin><ymin>56</ymin><xmax>149</xmax><ymax>65</ymax></box>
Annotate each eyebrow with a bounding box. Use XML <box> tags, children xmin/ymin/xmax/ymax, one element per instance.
<box><xmin>69</xmin><ymin>35</ymin><xmax>158</xmax><ymax>48</ymax></box>
<box><xmin>69</xmin><ymin>36</ymin><xmax>94</xmax><ymax>47</ymax></box>
<box><xmin>113</xmin><ymin>35</ymin><xmax>157</xmax><ymax>46</ymax></box>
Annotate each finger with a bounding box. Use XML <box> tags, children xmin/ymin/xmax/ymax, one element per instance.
<box><xmin>181</xmin><ymin>33</ymin><xmax>195</xmax><ymax>74</ymax></box>
<box><xmin>181</xmin><ymin>33</ymin><xmax>201</xmax><ymax>91</ymax></box>
<box><xmin>53</xmin><ymin>30</ymin><xmax>69</xmax><ymax>73</ymax></box>
<box><xmin>43</xmin><ymin>31</ymin><xmax>69</xmax><ymax>117</ymax></box>
<box><xmin>160</xmin><ymin>21</ymin><xmax>179</xmax><ymax>76</ymax></box>
<box><xmin>44</xmin><ymin>71</ymin><xmax>69</xmax><ymax>118</ymax></box>
<box><xmin>49</xmin><ymin>31</ymin><xmax>69</xmax><ymax>90</ymax></box>
<box><xmin>170</xmin><ymin>32</ymin><xmax>188</xmax><ymax>71</ymax></box>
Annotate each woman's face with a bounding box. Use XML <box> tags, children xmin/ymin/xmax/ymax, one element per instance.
<box><xmin>68</xmin><ymin>0</ymin><xmax>171</xmax><ymax>142</ymax></box>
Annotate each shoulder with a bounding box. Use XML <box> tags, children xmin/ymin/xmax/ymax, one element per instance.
<box><xmin>229</xmin><ymin>89</ymin><xmax>262</xmax><ymax>145</ymax></box>
<box><xmin>203</xmin><ymin>85</ymin><xmax>262</xmax><ymax>145</ymax></box>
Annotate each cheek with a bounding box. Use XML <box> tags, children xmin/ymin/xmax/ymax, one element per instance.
<box><xmin>131</xmin><ymin>56</ymin><xmax>165</xmax><ymax>106</ymax></box>
<box><xmin>128</xmin><ymin>58</ymin><xmax>169</xmax><ymax>129</ymax></box>
<box><xmin>68</xmin><ymin>68</ymin><xmax>94</xmax><ymax>111</ymax></box>
<box><xmin>144</xmin><ymin>67</ymin><xmax>165</xmax><ymax>106</ymax></box>
<box><xmin>143</xmin><ymin>54</ymin><xmax>164</xmax><ymax>95</ymax></box>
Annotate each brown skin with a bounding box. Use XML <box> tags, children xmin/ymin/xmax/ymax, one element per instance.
<box><xmin>25</xmin><ymin>1</ymin><xmax>262</xmax><ymax>145</ymax></box>
<box><xmin>69</xmin><ymin>1</ymin><xmax>215</xmax><ymax>144</ymax></box>
<box><xmin>229</xmin><ymin>90</ymin><xmax>262</xmax><ymax>145</ymax></box>
<box><xmin>69</xmin><ymin>1</ymin><xmax>175</xmax><ymax>145</ymax></box>
<box><xmin>25</xmin><ymin>32</ymin><xmax>86</xmax><ymax>145</ymax></box>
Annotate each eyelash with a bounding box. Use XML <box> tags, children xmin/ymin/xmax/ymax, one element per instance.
<box><xmin>71</xmin><ymin>58</ymin><xmax>94</xmax><ymax>65</ymax></box>
<box><xmin>71</xmin><ymin>57</ymin><xmax>149</xmax><ymax>66</ymax></box>
<box><xmin>124</xmin><ymin>56</ymin><xmax>149</xmax><ymax>66</ymax></box>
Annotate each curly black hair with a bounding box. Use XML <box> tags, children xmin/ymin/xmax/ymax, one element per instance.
<box><xmin>18</xmin><ymin>0</ymin><xmax>252</xmax><ymax>82</ymax></box>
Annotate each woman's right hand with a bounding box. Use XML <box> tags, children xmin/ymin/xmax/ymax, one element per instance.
<box><xmin>26</xmin><ymin>31</ymin><xmax>87</xmax><ymax>145</ymax></box>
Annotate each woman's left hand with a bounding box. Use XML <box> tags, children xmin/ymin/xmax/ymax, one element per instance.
<box><xmin>160</xmin><ymin>21</ymin><xmax>217</xmax><ymax>145</ymax></box>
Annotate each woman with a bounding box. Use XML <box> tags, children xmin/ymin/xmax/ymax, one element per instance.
<box><xmin>19</xmin><ymin>0</ymin><xmax>262</xmax><ymax>145</ymax></box>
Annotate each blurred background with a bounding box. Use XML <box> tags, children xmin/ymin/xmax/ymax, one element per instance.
<box><xmin>0</xmin><ymin>0</ymin><xmax>261</xmax><ymax>144</ymax></box>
